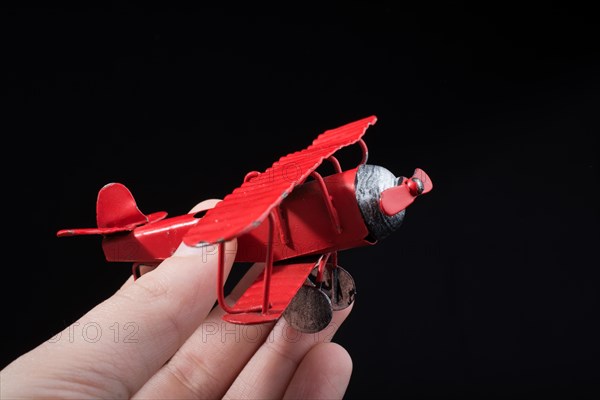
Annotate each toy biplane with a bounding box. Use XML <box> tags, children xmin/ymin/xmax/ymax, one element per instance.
<box><xmin>58</xmin><ymin>116</ymin><xmax>432</xmax><ymax>332</ymax></box>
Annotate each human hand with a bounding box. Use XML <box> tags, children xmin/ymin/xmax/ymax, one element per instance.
<box><xmin>1</xmin><ymin>200</ymin><xmax>353</xmax><ymax>399</ymax></box>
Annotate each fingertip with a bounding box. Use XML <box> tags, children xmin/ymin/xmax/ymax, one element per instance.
<box><xmin>171</xmin><ymin>238</ymin><xmax>238</xmax><ymax>265</ymax></box>
<box><xmin>323</xmin><ymin>341</ymin><xmax>353</xmax><ymax>377</ymax></box>
<box><xmin>118</xmin><ymin>274</ymin><xmax>135</xmax><ymax>291</ymax></box>
<box><xmin>188</xmin><ymin>199</ymin><xmax>221</xmax><ymax>214</ymax></box>
<box><xmin>310</xmin><ymin>342</ymin><xmax>353</xmax><ymax>380</ymax></box>
<box><xmin>283</xmin><ymin>342</ymin><xmax>353</xmax><ymax>400</ymax></box>
<box><xmin>171</xmin><ymin>198</ymin><xmax>237</xmax><ymax>260</ymax></box>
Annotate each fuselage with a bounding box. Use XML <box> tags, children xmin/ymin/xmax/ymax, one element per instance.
<box><xmin>102</xmin><ymin>166</ymin><xmax>373</xmax><ymax>265</ymax></box>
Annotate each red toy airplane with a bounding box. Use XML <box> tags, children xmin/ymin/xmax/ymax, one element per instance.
<box><xmin>58</xmin><ymin>116</ymin><xmax>432</xmax><ymax>332</ymax></box>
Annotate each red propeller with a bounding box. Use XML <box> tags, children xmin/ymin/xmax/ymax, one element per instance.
<box><xmin>379</xmin><ymin>168</ymin><xmax>433</xmax><ymax>216</ymax></box>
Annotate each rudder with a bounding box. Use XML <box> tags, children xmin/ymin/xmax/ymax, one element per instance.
<box><xmin>96</xmin><ymin>183</ymin><xmax>149</xmax><ymax>228</ymax></box>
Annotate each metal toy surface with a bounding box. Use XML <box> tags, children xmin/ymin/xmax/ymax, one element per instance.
<box><xmin>58</xmin><ymin>116</ymin><xmax>432</xmax><ymax>332</ymax></box>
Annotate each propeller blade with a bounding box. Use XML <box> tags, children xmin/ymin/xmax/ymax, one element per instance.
<box><xmin>379</xmin><ymin>168</ymin><xmax>433</xmax><ymax>216</ymax></box>
<box><xmin>380</xmin><ymin>184</ymin><xmax>415</xmax><ymax>216</ymax></box>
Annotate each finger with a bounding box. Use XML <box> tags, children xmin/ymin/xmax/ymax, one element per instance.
<box><xmin>224</xmin><ymin>303</ymin><xmax>353</xmax><ymax>399</ymax></box>
<box><xmin>119</xmin><ymin>274</ymin><xmax>135</xmax><ymax>290</ymax></box>
<box><xmin>119</xmin><ymin>265</ymin><xmax>157</xmax><ymax>291</ymax></box>
<box><xmin>188</xmin><ymin>198</ymin><xmax>221</xmax><ymax>214</ymax></box>
<box><xmin>283</xmin><ymin>342</ymin><xmax>352</xmax><ymax>400</ymax></box>
<box><xmin>133</xmin><ymin>262</ymin><xmax>274</xmax><ymax>399</ymax></box>
<box><xmin>1</xmin><ymin>239</ymin><xmax>237</xmax><ymax>399</ymax></box>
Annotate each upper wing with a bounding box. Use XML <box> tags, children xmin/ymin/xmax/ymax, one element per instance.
<box><xmin>183</xmin><ymin>115</ymin><xmax>377</xmax><ymax>246</ymax></box>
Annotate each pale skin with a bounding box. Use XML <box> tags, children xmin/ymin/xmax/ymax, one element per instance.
<box><xmin>1</xmin><ymin>200</ymin><xmax>353</xmax><ymax>399</ymax></box>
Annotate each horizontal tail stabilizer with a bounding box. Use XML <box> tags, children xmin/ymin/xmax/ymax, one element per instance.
<box><xmin>57</xmin><ymin>183</ymin><xmax>167</xmax><ymax>237</ymax></box>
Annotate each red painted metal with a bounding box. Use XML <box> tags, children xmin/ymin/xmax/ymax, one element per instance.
<box><xmin>261</xmin><ymin>213</ymin><xmax>276</xmax><ymax>314</ymax></box>
<box><xmin>87</xmin><ymin>166</ymin><xmax>370</xmax><ymax>265</ymax></box>
<box><xmin>315</xmin><ymin>253</ymin><xmax>331</xmax><ymax>283</ymax></box>
<box><xmin>182</xmin><ymin>115</ymin><xmax>377</xmax><ymax>247</ymax></box>
<box><xmin>222</xmin><ymin>260</ymin><xmax>317</xmax><ymax>325</ymax></box>
<box><xmin>358</xmin><ymin>139</ymin><xmax>368</xmax><ymax>164</ymax></box>
<box><xmin>310</xmin><ymin>171</ymin><xmax>342</xmax><ymax>234</ymax></box>
<box><xmin>233</xmin><ymin>167</ymin><xmax>371</xmax><ymax>263</ymax></box>
<box><xmin>272</xmin><ymin>206</ymin><xmax>290</xmax><ymax>245</ymax></box>
<box><xmin>57</xmin><ymin>115</ymin><xmax>433</xmax><ymax>329</ymax></box>
<box><xmin>57</xmin><ymin>183</ymin><xmax>167</xmax><ymax>237</ymax></box>
<box><xmin>244</xmin><ymin>171</ymin><xmax>260</xmax><ymax>183</ymax></box>
<box><xmin>100</xmin><ymin>212</ymin><xmax>199</xmax><ymax>263</ymax></box>
<box><xmin>327</xmin><ymin>156</ymin><xmax>342</xmax><ymax>173</ymax></box>
<box><xmin>217</xmin><ymin>242</ymin><xmax>236</xmax><ymax>314</ymax></box>
<box><xmin>380</xmin><ymin>168</ymin><xmax>434</xmax><ymax>216</ymax></box>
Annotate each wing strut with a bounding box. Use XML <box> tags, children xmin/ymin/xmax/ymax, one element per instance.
<box><xmin>217</xmin><ymin>212</ymin><xmax>277</xmax><ymax>315</ymax></box>
<box><xmin>358</xmin><ymin>139</ymin><xmax>369</xmax><ymax>164</ymax></box>
<box><xmin>311</xmin><ymin>171</ymin><xmax>342</xmax><ymax>234</ymax></box>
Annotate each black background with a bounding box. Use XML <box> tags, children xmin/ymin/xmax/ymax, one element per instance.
<box><xmin>2</xmin><ymin>3</ymin><xmax>598</xmax><ymax>399</ymax></box>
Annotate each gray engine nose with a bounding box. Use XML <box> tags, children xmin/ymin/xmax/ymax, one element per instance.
<box><xmin>355</xmin><ymin>164</ymin><xmax>405</xmax><ymax>242</ymax></box>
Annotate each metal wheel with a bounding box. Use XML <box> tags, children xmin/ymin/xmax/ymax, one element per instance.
<box><xmin>283</xmin><ymin>285</ymin><xmax>333</xmax><ymax>333</ymax></box>
<box><xmin>309</xmin><ymin>265</ymin><xmax>356</xmax><ymax>311</ymax></box>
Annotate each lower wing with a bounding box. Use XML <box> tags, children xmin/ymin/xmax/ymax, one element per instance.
<box><xmin>222</xmin><ymin>259</ymin><xmax>317</xmax><ymax>325</ymax></box>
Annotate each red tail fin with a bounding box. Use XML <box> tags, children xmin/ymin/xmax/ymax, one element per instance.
<box><xmin>57</xmin><ymin>183</ymin><xmax>167</xmax><ymax>237</ymax></box>
<box><xmin>97</xmin><ymin>183</ymin><xmax>149</xmax><ymax>228</ymax></box>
